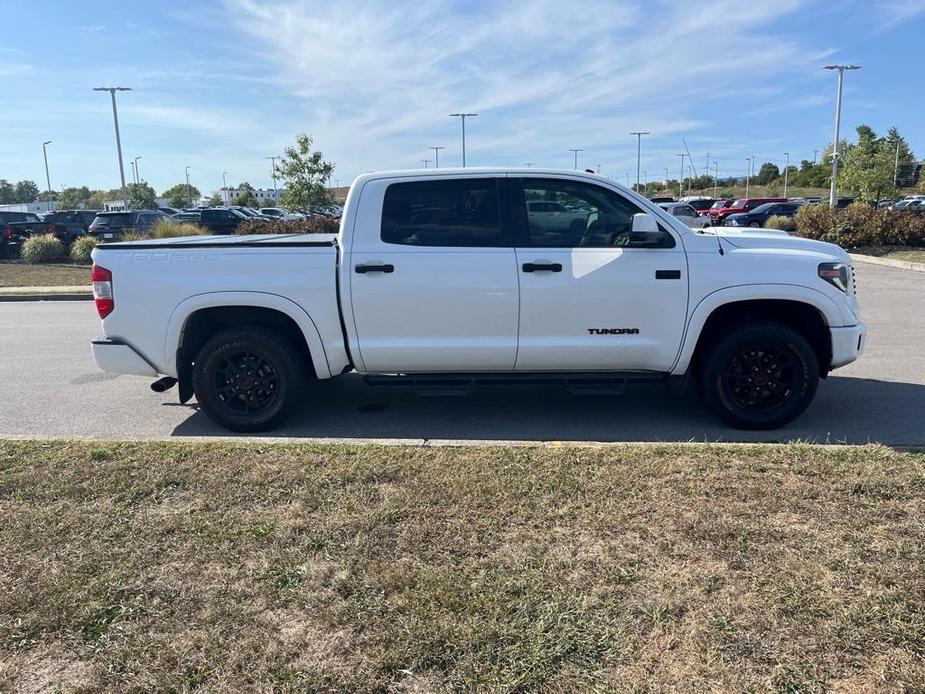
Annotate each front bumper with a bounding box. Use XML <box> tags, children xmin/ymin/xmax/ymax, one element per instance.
<box><xmin>830</xmin><ymin>322</ymin><xmax>866</xmax><ymax>370</ymax></box>
<box><xmin>91</xmin><ymin>338</ymin><xmax>159</xmax><ymax>377</ymax></box>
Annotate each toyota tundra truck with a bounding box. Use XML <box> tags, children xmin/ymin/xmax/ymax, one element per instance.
<box><xmin>89</xmin><ymin>169</ymin><xmax>865</xmax><ymax>432</ymax></box>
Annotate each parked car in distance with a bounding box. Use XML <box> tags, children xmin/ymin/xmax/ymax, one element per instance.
<box><xmin>158</xmin><ymin>207</ymin><xmax>182</xmax><ymax>216</ymax></box>
<box><xmin>703</xmin><ymin>199</ymin><xmax>733</xmax><ymax>217</ymax></box>
<box><xmin>724</xmin><ymin>201</ymin><xmax>803</xmax><ymax>228</ymax></box>
<box><xmin>172</xmin><ymin>211</ymin><xmax>202</xmax><ymax>222</ymax></box>
<box><xmin>259</xmin><ymin>207</ymin><xmax>302</xmax><ymax>221</ymax></box>
<box><xmin>707</xmin><ymin>198</ymin><xmax>787</xmax><ymax>226</ymax></box>
<box><xmin>230</xmin><ymin>206</ymin><xmax>274</xmax><ymax>220</ymax></box>
<box><xmin>90</xmin><ymin>167</ymin><xmax>865</xmax><ymax>434</ymax></box>
<box><xmin>88</xmin><ymin>210</ymin><xmax>168</xmax><ymax>241</ymax></box>
<box><xmin>649</xmin><ymin>196</ymin><xmax>676</xmax><ymax>204</ymax></box>
<box><xmin>657</xmin><ymin>202</ymin><xmax>711</xmax><ymax>229</ymax></box>
<box><xmin>4</xmin><ymin>209</ymin><xmax>98</xmax><ymax>254</ymax></box>
<box><xmin>1</xmin><ymin>211</ymin><xmax>42</xmax><ymax>257</ymax></box>
<box><xmin>199</xmin><ymin>208</ymin><xmax>250</xmax><ymax>234</ymax></box>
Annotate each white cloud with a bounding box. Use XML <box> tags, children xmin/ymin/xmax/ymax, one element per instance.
<box><xmin>876</xmin><ymin>0</ymin><xmax>925</xmax><ymax>28</ymax></box>
<box><xmin>219</xmin><ymin>0</ymin><xmax>827</xmax><ymax>177</ymax></box>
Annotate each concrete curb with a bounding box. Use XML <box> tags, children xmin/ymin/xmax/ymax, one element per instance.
<box><xmin>0</xmin><ymin>285</ymin><xmax>92</xmax><ymax>302</ymax></box>
<box><xmin>850</xmin><ymin>253</ymin><xmax>925</xmax><ymax>273</ymax></box>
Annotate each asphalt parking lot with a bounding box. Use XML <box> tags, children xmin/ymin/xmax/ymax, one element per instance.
<box><xmin>0</xmin><ymin>262</ymin><xmax>922</xmax><ymax>445</ymax></box>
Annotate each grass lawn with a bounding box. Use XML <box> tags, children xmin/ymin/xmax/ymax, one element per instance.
<box><xmin>1</xmin><ymin>441</ymin><xmax>923</xmax><ymax>692</ymax></box>
<box><xmin>852</xmin><ymin>246</ymin><xmax>925</xmax><ymax>265</ymax></box>
<box><xmin>0</xmin><ymin>260</ymin><xmax>90</xmax><ymax>288</ymax></box>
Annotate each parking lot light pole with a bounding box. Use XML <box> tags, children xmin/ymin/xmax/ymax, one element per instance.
<box><xmin>783</xmin><ymin>152</ymin><xmax>790</xmax><ymax>198</ymax></box>
<box><xmin>429</xmin><ymin>146</ymin><xmax>445</xmax><ymax>169</ymax></box>
<box><xmin>745</xmin><ymin>159</ymin><xmax>750</xmax><ymax>198</ymax></box>
<box><xmin>713</xmin><ymin>162</ymin><xmax>719</xmax><ymax>198</ymax></box>
<box><xmin>134</xmin><ymin>157</ymin><xmax>142</xmax><ymax>184</ymax></box>
<box><xmin>421</xmin><ymin>159</ymin><xmax>431</xmax><ymax>169</ymax></box>
<box><xmin>677</xmin><ymin>154</ymin><xmax>686</xmax><ymax>199</ymax></box>
<box><xmin>568</xmin><ymin>148</ymin><xmax>584</xmax><ymax>170</ymax></box>
<box><xmin>42</xmin><ymin>141</ymin><xmax>53</xmax><ymax>211</ymax></box>
<box><xmin>664</xmin><ymin>168</ymin><xmax>670</xmax><ymax>191</ymax></box>
<box><xmin>222</xmin><ymin>171</ymin><xmax>229</xmax><ymax>207</ymax></box>
<box><xmin>265</xmin><ymin>156</ymin><xmax>279</xmax><ymax>194</ymax></box>
<box><xmin>130</xmin><ymin>161</ymin><xmax>137</xmax><ymax>186</ymax></box>
<box><xmin>823</xmin><ymin>65</ymin><xmax>861</xmax><ymax>207</ymax></box>
<box><xmin>449</xmin><ymin>113</ymin><xmax>477</xmax><ymax>167</ymax></box>
<box><xmin>185</xmin><ymin>166</ymin><xmax>191</xmax><ymax>208</ymax></box>
<box><xmin>643</xmin><ymin>170</ymin><xmax>647</xmax><ymax>194</ymax></box>
<box><xmin>629</xmin><ymin>131</ymin><xmax>650</xmax><ymax>191</ymax></box>
<box><xmin>93</xmin><ymin>87</ymin><xmax>131</xmax><ymax>211</ymax></box>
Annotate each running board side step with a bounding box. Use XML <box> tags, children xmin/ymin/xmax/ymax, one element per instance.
<box><xmin>362</xmin><ymin>371</ymin><xmax>669</xmax><ymax>396</ymax></box>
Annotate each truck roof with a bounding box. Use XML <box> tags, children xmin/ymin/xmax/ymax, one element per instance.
<box><xmin>95</xmin><ymin>233</ymin><xmax>337</xmax><ymax>250</ymax></box>
<box><xmin>353</xmin><ymin>167</ymin><xmax>620</xmax><ymax>185</ymax></box>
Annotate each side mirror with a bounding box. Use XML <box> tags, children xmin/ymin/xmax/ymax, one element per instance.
<box><xmin>630</xmin><ymin>213</ymin><xmax>664</xmax><ymax>246</ymax></box>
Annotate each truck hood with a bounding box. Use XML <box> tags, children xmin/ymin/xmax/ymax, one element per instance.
<box><xmin>717</xmin><ymin>229</ymin><xmax>847</xmax><ymax>261</ymax></box>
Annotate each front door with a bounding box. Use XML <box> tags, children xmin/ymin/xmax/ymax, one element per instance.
<box><xmin>348</xmin><ymin>176</ymin><xmax>519</xmax><ymax>373</ymax></box>
<box><xmin>511</xmin><ymin>177</ymin><xmax>689</xmax><ymax>372</ymax></box>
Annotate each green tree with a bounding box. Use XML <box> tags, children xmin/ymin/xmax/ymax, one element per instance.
<box><xmin>14</xmin><ymin>180</ymin><xmax>40</xmax><ymax>203</ymax></box>
<box><xmin>756</xmin><ymin>162</ymin><xmax>780</xmax><ymax>185</ymax></box>
<box><xmin>127</xmin><ymin>182</ymin><xmax>157</xmax><ymax>209</ymax></box>
<box><xmin>232</xmin><ymin>191</ymin><xmax>258</xmax><ymax>207</ymax></box>
<box><xmin>86</xmin><ymin>190</ymin><xmax>108</xmax><ymax>209</ymax></box>
<box><xmin>207</xmin><ymin>193</ymin><xmax>223</xmax><ymax>207</ymax></box>
<box><xmin>162</xmin><ymin>183</ymin><xmax>200</xmax><ymax>208</ymax></box>
<box><xmin>838</xmin><ymin>125</ymin><xmax>898</xmax><ymax>202</ymax></box>
<box><xmin>275</xmin><ymin>134</ymin><xmax>335</xmax><ymax>212</ymax></box>
<box><xmin>884</xmin><ymin>126</ymin><xmax>917</xmax><ymax>187</ymax></box>
<box><xmin>57</xmin><ymin>186</ymin><xmax>93</xmax><ymax>209</ymax></box>
<box><xmin>0</xmin><ymin>179</ymin><xmax>14</xmax><ymax>204</ymax></box>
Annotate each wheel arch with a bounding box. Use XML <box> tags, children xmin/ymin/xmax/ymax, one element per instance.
<box><xmin>165</xmin><ymin>292</ymin><xmax>332</xmax><ymax>383</ymax></box>
<box><xmin>675</xmin><ymin>288</ymin><xmax>838</xmax><ymax>378</ymax></box>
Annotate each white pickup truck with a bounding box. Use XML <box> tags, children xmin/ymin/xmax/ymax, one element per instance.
<box><xmin>90</xmin><ymin>169</ymin><xmax>866</xmax><ymax>432</ymax></box>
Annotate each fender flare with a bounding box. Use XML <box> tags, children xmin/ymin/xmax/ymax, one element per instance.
<box><xmin>163</xmin><ymin>291</ymin><xmax>332</xmax><ymax>380</ymax></box>
<box><xmin>671</xmin><ymin>284</ymin><xmax>842</xmax><ymax>375</ymax></box>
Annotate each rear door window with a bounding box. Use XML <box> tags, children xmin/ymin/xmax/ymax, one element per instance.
<box><xmin>381</xmin><ymin>178</ymin><xmax>505</xmax><ymax>247</ymax></box>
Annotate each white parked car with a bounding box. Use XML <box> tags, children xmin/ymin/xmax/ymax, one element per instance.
<box><xmin>658</xmin><ymin>202</ymin><xmax>712</xmax><ymax>229</ymax></box>
<box><xmin>90</xmin><ymin>168</ymin><xmax>865</xmax><ymax>433</ymax></box>
<box><xmin>259</xmin><ymin>207</ymin><xmax>302</xmax><ymax>221</ymax></box>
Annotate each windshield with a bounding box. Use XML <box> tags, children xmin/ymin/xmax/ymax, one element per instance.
<box><xmin>91</xmin><ymin>214</ymin><xmax>131</xmax><ymax>227</ymax></box>
<box><xmin>710</xmin><ymin>201</ymin><xmax>727</xmax><ymax>210</ymax></box>
<box><xmin>751</xmin><ymin>203</ymin><xmax>774</xmax><ymax>214</ymax></box>
<box><xmin>731</xmin><ymin>199</ymin><xmax>748</xmax><ymax>209</ymax></box>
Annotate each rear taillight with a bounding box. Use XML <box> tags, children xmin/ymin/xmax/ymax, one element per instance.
<box><xmin>4</xmin><ymin>226</ymin><xmax>11</xmax><ymax>242</ymax></box>
<box><xmin>47</xmin><ymin>223</ymin><xmax>58</xmax><ymax>238</ymax></box>
<box><xmin>92</xmin><ymin>264</ymin><xmax>114</xmax><ymax>318</ymax></box>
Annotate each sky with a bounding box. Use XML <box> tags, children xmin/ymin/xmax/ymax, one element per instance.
<box><xmin>1</xmin><ymin>0</ymin><xmax>924</xmax><ymax>196</ymax></box>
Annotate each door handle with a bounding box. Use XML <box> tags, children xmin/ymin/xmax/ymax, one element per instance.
<box><xmin>355</xmin><ymin>263</ymin><xmax>395</xmax><ymax>274</ymax></box>
<box><xmin>522</xmin><ymin>262</ymin><xmax>562</xmax><ymax>273</ymax></box>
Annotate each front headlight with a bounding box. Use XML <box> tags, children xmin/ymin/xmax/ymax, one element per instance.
<box><xmin>819</xmin><ymin>262</ymin><xmax>850</xmax><ymax>292</ymax></box>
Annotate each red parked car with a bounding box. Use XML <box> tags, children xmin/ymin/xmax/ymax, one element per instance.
<box><xmin>707</xmin><ymin>198</ymin><xmax>787</xmax><ymax>226</ymax></box>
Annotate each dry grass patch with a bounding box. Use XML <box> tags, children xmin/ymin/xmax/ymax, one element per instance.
<box><xmin>0</xmin><ymin>260</ymin><xmax>90</xmax><ymax>287</ymax></box>
<box><xmin>1</xmin><ymin>441</ymin><xmax>923</xmax><ymax>692</ymax></box>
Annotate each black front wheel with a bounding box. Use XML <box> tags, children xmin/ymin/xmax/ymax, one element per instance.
<box><xmin>699</xmin><ymin>321</ymin><xmax>819</xmax><ymax>430</ymax></box>
<box><xmin>192</xmin><ymin>326</ymin><xmax>307</xmax><ymax>432</ymax></box>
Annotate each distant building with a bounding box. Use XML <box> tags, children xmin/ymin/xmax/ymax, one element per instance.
<box><xmin>0</xmin><ymin>200</ymin><xmax>55</xmax><ymax>213</ymax></box>
<box><xmin>215</xmin><ymin>187</ymin><xmax>286</xmax><ymax>207</ymax></box>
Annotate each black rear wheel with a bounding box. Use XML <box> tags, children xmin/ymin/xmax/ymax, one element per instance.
<box><xmin>192</xmin><ymin>326</ymin><xmax>307</xmax><ymax>432</ymax></box>
<box><xmin>699</xmin><ymin>321</ymin><xmax>819</xmax><ymax>429</ymax></box>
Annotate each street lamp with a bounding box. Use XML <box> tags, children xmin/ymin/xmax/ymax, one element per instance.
<box><xmin>677</xmin><ymin>153</ymin><xmax>686</xmax><ymax>199</ymax></box>
<box><xmin>449</xmin><ymin>113</ymin><xmax>477</xmax><ymax>167</ymax></box>
<box><xmin>629</xmin><ymin>131</ymin><xmax>650</xmax><ymax>190</ymax></box>
<box><xmin>185</xmin><ymin>165</ymin><xmax>192</xmax><ymax>208</ymax></box>
<box><xmin>134</xmin><ymin>156</ymin><xmax>142</xmax><ymax>184</ymax></box>
<box><xmin>664</xmin><ymin>168</ymin><xmax>670</xmax><ymax>192</ymax></box>
<box><xmin>643</xmin><ymin>170</ymin><xmax>647</xmax><ymax>194</ymax></box>
<box><xmin>265</xmin><ymin>156</ymin><xmax>279</xmax><ymax>194</ymax></box>
<box><xmin>745</xmin><ymin>158</ymin><xmax>751</xmax><ymax>198</ymax></box>
<box><xmin>568</xmin><ymin>148</ymin><xmax>584</xmax><ymax>170</ymax></box>
<box><xmin>625</xmin><ymin>173</ymin><xmax>630</xmax><ymax>188</ymax></box>
<box><xmin>130</xmin><ymin>161</ymin><xmax>137</xmax><ymax>186</ymax></box>
<box><xmin>823</xmin><ymin>64</ymin><xmax>861</xmax><ymax>206</ymax></box>
<box><xmin>783</xmin><ymin>152</ymin><xmax>790</xmax><ymax>198</ymax></box>
<box><xmin>713</xmin><ymin>162</ymin><xmax>719</xmax><ymax>198</ymax></box>
<box><xmin>93</xmin><ymin>87</ymin><xmax>131</xmax><ymax>210</ymax></box>
<box><xmin>524</xmin><ymin>162</ymin><xmax>535</xmax><ymax>168</ymax></box>
<box><xmin>421</xmin><ymin>159</ymin><xmax>432</xmax><ymax>169</ymax></box>
<box><xmin>429</xmin><ymin>146</ymin><xmax>445</xmax><ymax>169</ymax></box>
<box><xmin>42</xmin><ymin>141</ymin><xmax>53</xmax><ymax>211</ymax></box>
<box><xmin>222</xmin><ymin>171</ymin><xmax>230</xmax><ymax>207</ymax></box>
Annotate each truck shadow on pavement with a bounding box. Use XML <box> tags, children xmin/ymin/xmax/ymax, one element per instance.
<box><xmin>169</xmin><ymin>373</ymin><xmax>925</xmax><ymax>447</ymax></box>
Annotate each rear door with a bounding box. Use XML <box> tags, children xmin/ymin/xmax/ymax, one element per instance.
<box><xmin>511</xmin><ymin>176</ymin><xmax>688</xmax><ymax>372</ymax></box>
<box><xmin>347</xmin><ymin>176</ymin><xmax>519</xmax><ymax>372</ymax></box>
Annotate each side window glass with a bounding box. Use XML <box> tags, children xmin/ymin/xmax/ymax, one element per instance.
<box><xmin>381</xmin><ymin>179</ymin><xmax>503</xmax><ymax>247</ymax></box>
<box><xmin>516</xmin><ymin>178</ymin><xmax>674</xmax><ymax>249</ymax></box>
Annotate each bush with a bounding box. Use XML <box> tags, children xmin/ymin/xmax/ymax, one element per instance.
<box><xmin>794</xmin><ymin>204</ymin><xmax>925</xmax><ymax>248</ymax></box>
<box><xmin>765</xmin><ymin>215</ymin><xmax>796</xmax><ymax>232</ymax></box>
<box><xmin>150</xmin><ymin>219</ymin><xmax>209</xmax><ymax>239</ymax></box>
<box><xmin>118</xmin><ymin>231</ymin><xmax>147</xmax><ymax>243</ymax></box>
<box><xmin>20</xmin><ymin>234</ymin><xmax>66</xmax><ymax>263</ymax></box>
<box><xmin>69</xmin><ymin>235</ymin><xmax>99</xmax><ymax>264</ymax></box>
<box><xmin>236</xmin><ymin>216</ymin><xmax>340</xmax><ymax>236</ymax></box>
